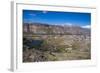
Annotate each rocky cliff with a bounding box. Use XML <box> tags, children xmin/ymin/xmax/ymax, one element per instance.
<box><xmin>23</xmin><ymin>23</ymin><xmax>90</xmax><ymax>36</ymax></box>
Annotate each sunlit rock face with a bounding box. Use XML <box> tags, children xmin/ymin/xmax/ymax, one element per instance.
<box><xmin>23</xmin><ymin>23</ymin><xmax>90</xmax><ymax>35</ymax></box>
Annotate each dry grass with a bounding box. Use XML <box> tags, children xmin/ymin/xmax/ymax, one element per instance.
<box><xmin>23</xmin><ymin>35</ymin><xmax>91</xmax><ymax>62</ymax></box>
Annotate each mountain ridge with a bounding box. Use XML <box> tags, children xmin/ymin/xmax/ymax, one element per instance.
<box><xmin>23</xmin><ymin>22</ymin><xmax>90</xmax><ymax>35</ymax></box>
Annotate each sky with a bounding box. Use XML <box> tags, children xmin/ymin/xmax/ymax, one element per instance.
<box><xmin>23</xmin><ymin>10</ymin><xmax>91</xmax><ymax>28</ymax></box>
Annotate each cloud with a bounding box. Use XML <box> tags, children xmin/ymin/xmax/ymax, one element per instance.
<box><xmin>61</xmin><ymin>23</ymin><xmax>74</xmax><ymax>26</ymax></box>
<box><xmin>28</xmin><ymin>13</ymin><xmax>36</xmax><ymax>16</ymax></box>
<box><xmin>54</xmin><ymin>22</ymin><xmax>74</xmax><ymax>26</ymax></box>
<box><xmin>81</xmin><ymin>25</ymin><xmax>91</xmax><ymax>29</ymax></box>
<box><xmin>65</xmin><ymin>23</ymin><xmax>73</xmax><ymax>26</ymax></box>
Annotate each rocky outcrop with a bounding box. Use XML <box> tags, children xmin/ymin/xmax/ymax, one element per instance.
<box><xmin>23</xmin><ymin>23</ymin><xmax>90</xmax><ymax>35</ymax></box>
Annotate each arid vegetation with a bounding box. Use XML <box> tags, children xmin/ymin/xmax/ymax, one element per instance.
<box><xmin>23</xmin><ymin>25</ymin><xmax>91</xmax><ymax>62</ymax></box>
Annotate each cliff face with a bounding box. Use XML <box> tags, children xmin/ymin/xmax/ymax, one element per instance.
<box><xmin>23</xmin><ymin>23</ymin><xmax>90</xmax><ymax>35</ymax></box>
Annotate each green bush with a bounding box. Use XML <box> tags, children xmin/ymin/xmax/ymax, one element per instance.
<box><xmin>56</xmin><ymin>48</ymin><xmax>65</xmax><ymax>52</ymax></box>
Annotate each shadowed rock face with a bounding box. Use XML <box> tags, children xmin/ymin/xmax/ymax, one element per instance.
<box><xmin>23</xmin><ymin>23</ymin><xmax>90</xmax><ymax>35</ymax></box>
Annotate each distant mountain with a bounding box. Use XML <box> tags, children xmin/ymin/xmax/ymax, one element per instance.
<box><xmin>23</xmin><ymin>23</ymin><xmax>90</xmax><ymax>35</ymax></box>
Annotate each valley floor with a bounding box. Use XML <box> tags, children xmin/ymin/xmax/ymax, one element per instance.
<box><xmin>23</xmin><ymin>34</ymin><xmax>91</xmax><ymax>62</ymax></box>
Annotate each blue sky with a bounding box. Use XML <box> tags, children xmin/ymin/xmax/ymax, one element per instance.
<box><xmin>23</xmin><ymin>10</ymin><xmax>91</xmax><ymax>28</ymax></box>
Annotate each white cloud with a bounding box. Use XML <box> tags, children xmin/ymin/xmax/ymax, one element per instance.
<box><xmin>65</xmin><ymin>23</ymin><xmax>73</xmax><ymax>26</ymax></box>
<box><xmin>54</xmin><ymin>22</ymin><xmax>74</xmax><ymax>26</ymax></box>
<box><xmin>29</xmin><ymin>13</ymin><xmax>36</xmax><ymax>16</ymax></box>
<box><xmin>81</xmin><ymin>25</ymin><xmax>91</xmax><ymax>29</ymax></box>
<box><xmin>60</xmin><ymin>23</ymin><xmax>73</xmax><ymax>26</ymax></box>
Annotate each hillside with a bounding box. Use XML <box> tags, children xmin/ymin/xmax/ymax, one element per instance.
<box><xmin>23</xmin><ymin>23</ymin><xmax>90</xmax><ymax>35</ymax></box>
<box><xmin>23</xmin><ymin>23</ymin><xmax>91</xmax><ymax>62</ymax></box>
